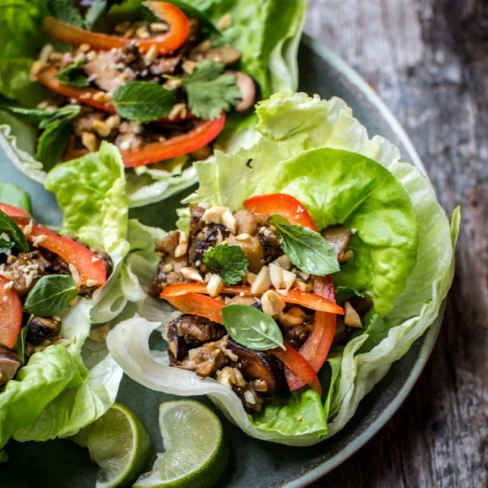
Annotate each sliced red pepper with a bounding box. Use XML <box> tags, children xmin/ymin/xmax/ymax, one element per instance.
<box><xmin>42</xmin><ymin>2</ymin><xmax>190</xmax><ymax>54</ymax></box>
<box><xmin>270</xmin><ymin>342</ymin><xmax>322</xmax><ymax>396</ymax></box>
<box><xmin>286</xmin><ymin>276</ymin><xmax>337</xmax><ymax>391</ymax></box>
<box><xmin>162</xmin><ymin>293</ymin><xmax>224</xmax><ymax>324</ymax></box>
<box><xmin>36</xmin><ymin>66</ymin><xmax>194</xmax><ymax>123</ymax></box>
<box><xmin>122</xmin><ymin>114</ymin><xmax>226</xmax><ymax>167</ymax></box>
<box><xmin>244</xmin><ymin>193</ymin><xmax>318</xmax><ymax>231</ymax></box>
<box><xmin>0</xmin><ymin>205</ymin><xmax>107</xmax><ymax>288</ymax></box>
<box><xmin>0</xmin><ymin>275</ymin><xmax>23</xmax><ymax>349</ymax></box>
<box><xmin>161</xmin><ymin>282</ymin><xmax>343</xmax><ymax>315</ymax></box>
<box><xmin>0</xmin><ymin>203</ymin><xmax>31</xmax><ymax>219</ymax></box>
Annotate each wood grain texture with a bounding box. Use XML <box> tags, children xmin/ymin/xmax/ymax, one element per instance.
<box><xmin>305</xmin><ymin>0</ymin><xmax>488</xmax><ymax>487</ymax></box>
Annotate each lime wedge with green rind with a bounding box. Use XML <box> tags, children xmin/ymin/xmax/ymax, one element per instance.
<box><xmin>73</xmin><ymin>402</ymin><xmax>152</xmax><ymax>488</ymax></box>
<box><xmin>134</xmin><ymin>400</ymin><xmax>228</xmax><ymax>488</ymax></box>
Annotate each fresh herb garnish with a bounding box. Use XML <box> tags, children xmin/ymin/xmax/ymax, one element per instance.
<box><xmin>0</xmin><ymin>183</ymin><xmax>32</xmax><ymax>213</ymax></box>
<box><xmin>112</xmin><ymin>81</ymin><xmax>177</xmax><ymax>122</ymax></box>
<box><xmin>49</xmin><ymin>0</ymin><xmax>107</xmax><ymax>29</ymax></box>
<box><xmin>24</xmin><ymin>275</ymin><xmax>78</xmax><ymax>317</ymax></box>
<box><xmin>335</xmin><ymin>286</ymin><xmax>365</xmax><ymax>304</ymax></box>
<box><xmin>36</xmin><ymin>105</ymin><xmax>82</xmax><ymax>171</ymax></box>
<box><xmin>180</xmin><ymin>60</ymin><xmax>241</xmax><ymax>120</ymax></box>
<box><xmin>49</xmin><ymin>0</ymin><xmax>85</xmax><ymax>28</ymax></box>
<box><xmin>54</xmin><ymin>59</ymin><xmax>90</xmax><ymax>87</ymax></box>
<box><xmin>0</xmin><ymin>105</ymin><xmax>54</xmax><ymax>125</ymax></box>
<box><xmin>84</xmin><ymin>0</ymin><xmax>107</xmax><ymax>30</ymax></box>
<box><xmin>0</xmin><ymin>210</ymin><xmax>29</xmax><ymax>252</ymax></box>
<box><xmin>222</xmin><ymin>304</ymin><xmax>284</xmax><ymax>351</ymax></box>
<box><xmin>14</xmin><ymin>326</ymin><xmax>29</xmax><ymax>364</ymax></box>
<box><xmin>270</xmin><ymin>215</ymin><xmax>340</xmax><ymax>276</ymax></box>
<box><xmin>203</xmin><ymin>244</ymin><xmax>248</xmax><ymax>284</ymax></box>
<box><xmin>0</xmin><ymin>237</ymin><xmax>15</xmax><ymax>254</ymax></box>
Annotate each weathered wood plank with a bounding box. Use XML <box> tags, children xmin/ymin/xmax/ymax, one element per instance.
<box><xmin>305</xmin><ymin>0</ymin><xmax>488</xmax><ymax>486</ymax></box>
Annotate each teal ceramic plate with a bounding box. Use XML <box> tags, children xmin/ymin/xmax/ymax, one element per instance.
<box><xmin>1</xmin><ymin>37</ymin><xmax>442</xmax><ymax>488</ymax></box>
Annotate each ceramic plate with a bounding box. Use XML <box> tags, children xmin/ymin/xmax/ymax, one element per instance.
<box><xmin>1</xmin><ymin>36</ymin><xmax>442</xmax><ymax>488</ymax></box>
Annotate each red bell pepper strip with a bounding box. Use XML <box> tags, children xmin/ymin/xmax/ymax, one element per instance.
<box><xmin>286</xmin><ymin>276</ymin><xmax>337</xmax><ymax>391</ymax></box>
<box><xmin>0</xmin><ymin>203</ymin><xmax>30</xmax><ymax>219</ymax></box>
<box><xmin>42</xmin><ymin>2</ymin><xmax>190</xmax><ymax>54</ymax></box>
<box><xmin>0</xmin><ymin>205</ymin><xmax>107</xmax><ymax>288</ymax></box>
<box><xmin>161</xmin><ymin>282</ymin><xmax>343</xmax><ymax>315</ymax></box>
<box><xmin>0</xmin><ymin>276</ymin><xmax>23</xmax><ymax>349</ymax></box>
<box><xmin>162</xmin><ymin>293</ymin><xmax>224</xmax><ymax>324</ymax></box>
<box><xmin>122</xmin><ymin>114</ymin><xmax>226</xmax><ymax>167</ymax></box>
<box><xmin>36</xmin><ymin>66</ymin><xmax>194</xmax><ymax>123</ymax></box>
<box><xmin>270</xmin><ymin>341</ymin><xmax>322</xmax><ymax>396</ymax></box>
<box><xmin>244</xmin><ymin>193</ymin><xmax>318</xmax><ymax>231</ymax></box>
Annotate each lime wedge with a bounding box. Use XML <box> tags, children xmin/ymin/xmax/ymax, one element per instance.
<box><xmin>73</xmin><ymin>402</ymin><xmax>152</xmax><ymax>488</ymax></box>
<box><xmin>134</xmin><ymin>400</ymin><xmax>228</xmax><ymax>488</ymax></box>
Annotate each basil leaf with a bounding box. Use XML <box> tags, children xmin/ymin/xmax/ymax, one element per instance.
<box><xmin>270</xmin><ymin>215</ymin><xmax>340</xmax><ymax>276</ymax></box>
<box><xmin>14</xmin><ymin>326</ymin><xmax>29</xmax><ymax>364</ymax></box>
<box><xmin>24</xmin><ymin>275</ymin><xmax>78</xmax><ymax>317</ymax></box>
<box><xmin>203</xmin><ymin>244</ymin><xmax>248</xmax><ymax>284</ymax></box>
<box><xmin>0</xmin><ymin>238</ymin><xmax>15</xmax><ymax>254</ymax></box>
<box><xmin>0</xmin><ymin>183</ymin><xmax>32</xmax><ymax>212</ymax></box>
<box><xmin>0</xmin><ymin>210</ymin><xmax>29</xmax><ymax>252</ymax></box>
<box><xmin>222</xmin><ymin>304</ymin><xmax>284</xmax><ymax>351</ymax></box>
<box><xmin>38</xmin><ymin>105</ymin><xmax>81</xmax><ymax>130</ymax></box>
<box><xmin>112</xmin><ymin>81</ymin><xmax>177</xmax><ymax>122</ymax></box>
<box><xmin>54</xmin><ymin>60</ymin><xmax>89</xmax><ymax>87</ymax></box>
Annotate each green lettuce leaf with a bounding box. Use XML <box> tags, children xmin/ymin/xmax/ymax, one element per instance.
<box><xmin>0</xmin><ymin>183</ymin><xmax>32</xmax><ymax>212</ymax></box>
<box><xmin>250</xmin><ymin>389</ymin><xmax>327</xmax><ymax>437</ymax></box>
<box><xmin>45</xmin><ymin>142</ymin><xmax>129</xmax><ymax>258</ymax></box>
<box><xmin>0</xmin><ymin>345</ymin><xmax>76</xmax><ymax>449</ymax></box>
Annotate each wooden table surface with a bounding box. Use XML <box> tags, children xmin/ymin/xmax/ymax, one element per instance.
<box><xmin>305</xmin><ymin>1</ymin><xmax>488</xmax><ymax>487</ymax></box>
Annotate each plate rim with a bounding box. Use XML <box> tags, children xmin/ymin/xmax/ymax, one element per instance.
<box><xmin>279</xmin><ymin>35</ymin><xmax>444</xmax><ymax>488</ymax></box>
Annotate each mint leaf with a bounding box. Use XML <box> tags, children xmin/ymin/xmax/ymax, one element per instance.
<box><xmin>84</xmin><ymin>0</ymin><xmax>107</xmax><ymax>29</ymax></box>
<box><xmin>0</xmin><ymin>105</ymin><xmax>53</xmax><ymax>125</ymax></box>
<box><xmin>113</xmin><ymin>81</ymin><xmax>177</xmax><ymax>122</ymax></box>
<box><xmin>203</xmin><ymin>244</ymin><xmax>248</xmax><ymax>284</ymax></box>
<box><xmin>49</xmin><ymin>0</ymin><xmax>84</xmax><ymax>28</ymax></box>
<box><xmin>222</xmin><ymin>304</ymin><xmax>284</xmax><ymax>351</ymax></box>
<box><xmin>14</xmin><ymin>326</ymin><xmax>29</xmax><ymax>364</ymax></box>
<box><xmin>24</xmin><ymin>275</ymin><xmax>78</xmax><ymax>317</ymax></box>
<box><xmin>36</xmin><ymin>105</ymin><xmax>81</xmax><ymax>171</ymax></box>
<box><xmin>0</xmin><ymin>183</ymin><xmax>32</xmax><ymax>212</ymax></box>
<box><xmin>54</xmin><ymin>60</ymin><xmax>89</xmax><ymax>87</ymax></box>
<box><xmin>270</xmin><ymin>215</ymin><xmax>340</xmax><ymax>276</ymax></box>
<box><xmin>0</xmin><ymin>238</ymin><xmax>15</xmax><ymax>254</ymax></box>
<box><xmin>0</xmin><ymin>210</ymin><xmax>29</xmax><ymax>252</ymax></box>
<box><xmin>181</xmin><ymin>60</ymin><xmax>241</xmax><ymax>120</ymax></box>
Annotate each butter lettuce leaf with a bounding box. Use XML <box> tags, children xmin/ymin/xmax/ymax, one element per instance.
<box><xmin>0</xmin><ymin>345</ymin><xmax>76</xmax><ymax>449</ymax></box>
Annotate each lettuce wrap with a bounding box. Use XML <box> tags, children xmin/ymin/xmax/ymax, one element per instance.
<box><xmin>107</xmin><ymin>93</ymin><xmax>459</xmax><ymax>445</ymax></box>
<box><xmin>0</xmin><ymin>142</ymin><xmax>164</xmax><ymax>450</ymax></box>
<box><xmin>0</xmin><ymin>0</ymin><xmax>306</xmax><ymax>207</ymax></box>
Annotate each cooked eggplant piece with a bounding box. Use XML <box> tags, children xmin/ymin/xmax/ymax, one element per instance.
<box><xmin>233</xmin><ymin>383</ymin><xmax>263</xmax><ymax>413</ymax></box>
<box><xmin>1</xmin><ymin>252</ymin><xmax>47</xmax><ymax>297</ymax></box>
<box><xmin>233</xmin><ymin>72</ymin><xmax>257</xmax><ymax>112</ymax></box>
<box><xmin>167</xmin><ymin>314</ymin><xmax>226</xmax><ymax>362</ymax></box>
<box><xmin>26</xmin><ymin>316</ymin><xmax>61</xmax><ymax>345</ymax></box>
<box><xmin>188</xmin><ymin>223</ymin><xmax>230</xmax><ymax>272</ymax></box>
<box><xmin>227</xmin><ymin>234</ymin><xmax>264</xmax><ymax>273</ymax></box>
<box><xmin>321</xmin><ymin>225</ymin><xmax>354</xmax><ymax>263</ymax></box>
<box><xmin>234</xmin><ymin>209</ymin><xmax>258</xmax><ymax>236</ymax></box>
<box><xmin>177</xmin><ymin>338</ymin><xmax>227</xmax><ymax>377</ymax></box>
<box><xmin>226</xmin><ymin>340</ymin><xmax>284</xmax><ymax>397</ymax></box>
<box><xmin>0</xmin><ymin>347</ymin><xmax>21</xmax><ymax>385</ymax></box>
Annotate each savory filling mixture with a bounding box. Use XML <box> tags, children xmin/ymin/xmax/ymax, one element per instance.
<box><xmin>25</xmin><ymin>2</ymin><xmax>255</xmax><ymax>168</ymax></box>
<box><xmin>0</xmin><ymin>204</ymin><xmax>110</xmax><ymax>392</ymax></box>
<box><xmin>150</xmin><ymin>196</ymin><xmax>372</xmax><ymax>412</ymax></box>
